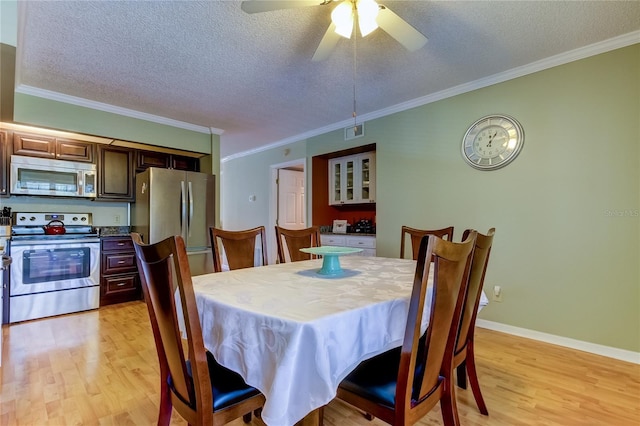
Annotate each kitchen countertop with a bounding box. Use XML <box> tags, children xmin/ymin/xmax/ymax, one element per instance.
<box><xmin>96</xmin><ymin>226</ymin><xmax>132</xmax><ymax>237</ymax></box>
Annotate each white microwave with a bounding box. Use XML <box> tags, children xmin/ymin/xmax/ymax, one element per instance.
<box><xmin>10</xmin><ymin>155</ymin><xmax>97</xmax><ymax>198</ymax></box>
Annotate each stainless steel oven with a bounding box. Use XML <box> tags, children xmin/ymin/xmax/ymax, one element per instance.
<box><xmin>9</xmin><ymin>212</ymin><xmax>100</xmax><ymax>323</ymax></box>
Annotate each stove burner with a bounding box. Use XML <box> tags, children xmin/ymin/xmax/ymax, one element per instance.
<box><xmin>11</xmin><ymin>212</ymin><xmax>97</xmax><ymax>240</ymax></box>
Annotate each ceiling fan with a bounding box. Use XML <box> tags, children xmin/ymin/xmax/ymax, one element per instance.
<box><xmin>241</xmin><ymin>0</ymin><xmax>428</xmax><ymax>61</ymax></box>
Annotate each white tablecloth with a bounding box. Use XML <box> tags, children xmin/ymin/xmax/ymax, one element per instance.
<box><xmin>190</xmin><ymin>256</ymin><xmax>488</xmax><ymax>426</ymax></box>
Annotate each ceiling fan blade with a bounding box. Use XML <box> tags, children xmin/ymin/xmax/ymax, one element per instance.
<box><xmin>312</xmin><ymin>22</ymin><xmax>341</xmax><ymax>61</ymax></box>
<box><xmin>376</xmin><ymin>5</ymin><xmax>428</xmax><ymax>52</ymax></box>
<box><xmin>241</xmin><ymin>1</ymin><xmax>328</xmax><ymax>14</ymax></box>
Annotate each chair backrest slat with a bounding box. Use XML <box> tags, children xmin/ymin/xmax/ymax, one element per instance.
<box><xmin>132</xmin><ymin>233</ymin><xmax>213</xmax><ymax>424</ymax></box>
<box><xmin>210</xmin><ymin>226</ymin><xmax>267</xmax><ymax>272</ymax></box>
<box><xmin>455</xmin><ymin>228</ymin><xmax>495</xmax><ymax>354</ymax></box>
<box><xmin>275</xmin><ymin>226</ymin><xmax>321</xmax><ymax>263</ymax></box>
<box><xmin>400</xmin><ymin>226</ymin><xmax>455</xmax><ymax>260</ymax></box>
<box><xmin>396</xmin><ymin>231</ymin><xmax>476</xmax><ymax>414</ymax></box>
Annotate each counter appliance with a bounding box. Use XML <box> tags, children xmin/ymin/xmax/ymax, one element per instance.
<box><xmin>10</xmin><ymin>155</ymin><xmax>97</xmax><ymax>198</ymax></box>
<box><xmin>351</xmin><ymin>218</ymin><xmax>375</xmax><ymax>234</ymax></box>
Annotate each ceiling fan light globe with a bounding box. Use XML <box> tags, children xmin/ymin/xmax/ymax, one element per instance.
<box><xmin>358</xmin><ymin>17</ymin><xmax>378</xmax><ymax>37</ymax></box>
<box><xmin>332</xmin><ymin>1</ymin><xmax>354</xmax><ymax>38</ymax></box>
<box><xmin>356</xmin><ymin>0</ymin><xmax>379</xmax><ymax>36</ymax></box>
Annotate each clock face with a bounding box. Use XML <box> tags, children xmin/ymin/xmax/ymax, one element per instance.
<box><xmin>462</xmin><ymin>115</ymin><xmax>524</xmax><ymax>170</ymax></box>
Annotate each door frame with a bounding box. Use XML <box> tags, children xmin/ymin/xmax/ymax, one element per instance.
<box><xmin>269</xmin><ymin>158</ymin><xmax>307</xmax><ymax>265</ymax></box>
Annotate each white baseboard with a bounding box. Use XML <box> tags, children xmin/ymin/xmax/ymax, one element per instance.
<box><xmin>476</xmin><ymin>319</ymin><xmax>640</xmax><ymax>365</ymax></box>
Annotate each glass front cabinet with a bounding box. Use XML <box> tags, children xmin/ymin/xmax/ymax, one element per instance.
<box><xmin>329</xmin><ymin>152</ymin><xmax>376</xmax><ymax>205</ymax></box>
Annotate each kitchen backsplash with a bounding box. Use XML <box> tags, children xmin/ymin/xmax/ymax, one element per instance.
<box><xmin>1</xmin><ymin>197</ymin><xmax>130</xmax><ymax>226</ymax></box>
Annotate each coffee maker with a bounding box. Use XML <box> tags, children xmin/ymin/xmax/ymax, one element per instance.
<box><xmin>352</xmin><ymin>218</ymin><xmax>375</xmax><ymax>234</ymax></box>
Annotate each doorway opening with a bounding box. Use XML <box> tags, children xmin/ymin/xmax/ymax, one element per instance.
<box><xmin>268</xmin><ymin>158</ymin><xmax>307</xmax><ymax>265</ymax></box>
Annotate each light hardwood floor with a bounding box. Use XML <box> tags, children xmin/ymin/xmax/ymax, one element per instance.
<box><xmin>1</xmin><ymin>301</ymin><xmax>638</xmax><ymax>425</ymax></box>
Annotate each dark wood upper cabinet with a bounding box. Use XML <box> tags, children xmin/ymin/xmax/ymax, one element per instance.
<box><xmin>0</xmin><ymin>130</ymin><xmax>8</xmax><ymax>197</ymax></box>
<box><xmin>12</xmin><ymin>132</ymin><xmax>56</xmax><ymax>159</ymax></box>
<box><xmin>97</xmin><ymin>145</ymin><xmax>135</xmax><ymax>201</ymax></box>
<box><xmin>136</xmin><ymin>150</ymin><xmax>199</xmax><ymax>172</ymax></box>
<box><xmin>136</xmin><ymin>150</ymin><xmax>170</xmax><ymax>170</ymax></box>
<box><xmin>12</xmin><ymin>131</ymin><xmax>94</xmax><ymax>162</ymax></box>
<box><xmin>171</xmin><ymin>155</ymin><xmax>199</xmax><ymax>172</ymax></box>
<box><xmin>6</xmin><ymin>127</ymin><xmax>201</xmax><ymax>203</ymax></box>
<box><xmin>56</xmin><ymin>138</ymin><xmax>94</xmax><ymax>162</ymax></box>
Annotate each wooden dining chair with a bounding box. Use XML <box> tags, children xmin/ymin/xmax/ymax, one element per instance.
<box><xmin>131</xmin><ymin>233</ymin><xmax>265</xmax><ymax>426</ymax></box>
<box><xmin>400</xmin><ymin>225</ymin><xmax>455</xmax><ymax>259</ymax></box>
<box><xmin>453</xmin><ymin>228</ymin><xmax>495</xmax><ymax>415</ymax></box>
<box><xmin>275</xmin><ymin>225</ymin><xmax>322</xmax><ymax>263</ymax></box>
<box><xmin>337</xmin><ymin>231</ymin><xmax>477</xmax><ymax>426</ymax></box>
<box><xmin>209</xmin><ymin>226</ymin><xmax>268</xmax><ymax>272</ymax></box>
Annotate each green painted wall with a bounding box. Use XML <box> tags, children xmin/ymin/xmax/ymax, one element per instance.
<box><xmin>221</xmin><ymin>141</ymin><xmax>307</xmax><ymax>230</ymax></box>
<box><xmin>222</xmin><ymin>44</ymin><xmax>640</xmax><ymax>352</ymax></box>
<box><xmin>13</xmin><ymin>93</ymin><xmax>213</xmax><ymax>154</ymax></box>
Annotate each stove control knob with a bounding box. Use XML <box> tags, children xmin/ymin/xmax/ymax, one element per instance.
<box><xmin>29</xmin><ymin>216</ymin><xmax>36</xmax><ymax>221</ymax></box>
<box><xmin>19</xmin><ymin>216</ymin><xmax>26</xmax><ymax>222</ymax></box>
<box><xmin>71</xmin><ymin>217</ymin><xmax>78</xmax><ymax>222</ymax></box>
<box><xmin>80</xmin><ymin>217</ymin><xmax>87</xmax><ymax>221</ymax></box>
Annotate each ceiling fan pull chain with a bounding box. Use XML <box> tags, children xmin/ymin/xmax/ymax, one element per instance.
<box><xmin>352</xmin><ymin>19</ymin><xmax>358</xmax><ymax>131</ymax></box>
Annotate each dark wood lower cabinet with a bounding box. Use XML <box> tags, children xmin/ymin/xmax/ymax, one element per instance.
<box><xmin>100</xmin><ymin>236</ymin><xmax>141</xmax><ymax>306</ymax></box>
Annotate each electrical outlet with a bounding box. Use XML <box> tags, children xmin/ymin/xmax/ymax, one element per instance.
<box><xmin>493</xmin><ymin>285</ymin><xmax>503</xmax><ymax>302</ymax></box>
<box><xmin>114</xmin><ymin>214</ymin><xmax>121</xmax><ymax>224</ymax></box>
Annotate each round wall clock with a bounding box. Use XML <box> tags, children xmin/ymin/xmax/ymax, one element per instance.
<box><xmin>461</xmin><ymin>114</ymin><xmax>524</xmax><ymax>170</ymax></box>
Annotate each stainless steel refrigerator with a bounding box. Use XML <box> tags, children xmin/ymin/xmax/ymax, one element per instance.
<box><xmin>131</xmin><ymin>167</ymin><xmax>215</xmax><ymax>275</ymax></box>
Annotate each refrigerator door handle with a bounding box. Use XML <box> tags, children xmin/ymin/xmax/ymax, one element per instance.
<box><xmin>187</xmin><ymin>181</ymin><xmax>194</xmax><ymax>238</ymax></box>
<box><xmin>180</xmin><ymin>180</ymin><xmax>187</xmax><ymax>240</ymax></box>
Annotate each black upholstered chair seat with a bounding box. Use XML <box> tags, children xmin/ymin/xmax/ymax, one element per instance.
<box><xmin>181</xmin><ymin>351</ymin><xmax>261</xmax><ymax>411</ymax></box>
<box><xmin>341</xmin><ymin>345</ymin><xmax>429</xmax><ymax>410</ymax></box>
<box><xmin>341</xmin><ymin>348</ymin><xmax>400</xmax><ymax>409</ymax></box>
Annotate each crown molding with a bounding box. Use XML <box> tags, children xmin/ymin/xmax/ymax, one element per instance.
<box><xmin>222</xmin><ymin>30</ymin><xmax>640</xmax><ymax>162</ymax></box>
<box><xmin>14</xmin><ymin>84</ymin><xmax>221</xmax><ymax>135</ymax></box>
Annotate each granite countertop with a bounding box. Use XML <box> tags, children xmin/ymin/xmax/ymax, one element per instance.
<box><xmin>319</xmin><ymin>225</ymin><xmax>375</xmax><ymax>236</ymax></box>
<box><xmin>96</xmin><ymin>226</ymin><xmax>132</xmax><ymax>237</ymax></box>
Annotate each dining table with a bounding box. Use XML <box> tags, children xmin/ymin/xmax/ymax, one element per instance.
<box><xmin>188</xmin><ymin>255</ymin><xmax>488</xmax><ymax>426</ymax></box>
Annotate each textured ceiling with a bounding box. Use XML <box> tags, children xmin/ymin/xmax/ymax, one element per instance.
<box><xmin>15</xmin><ymin>1</ymin><xmax>640</xmax><ymax>159</ymax></box>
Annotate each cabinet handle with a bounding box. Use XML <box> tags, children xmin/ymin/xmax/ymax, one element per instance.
<box><xmin>116</xmin><ymin>282</ymin><xmax>127</xmax><ymax>287</ymax></box>
<box><xmin>117</xmin><ymin>260</ymin><xmax>126</xmax><ymax>264</ymax></box>
<box><xmin>117</xmin><ymin>243</ymin><xmax>125</xmax><ymax>246</ymax></box>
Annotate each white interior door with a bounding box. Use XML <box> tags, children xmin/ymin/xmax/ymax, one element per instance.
<box><xmin>278</xmin><ymin>169</ymin><xmax>305</xmax><ymax>230</ymax></box>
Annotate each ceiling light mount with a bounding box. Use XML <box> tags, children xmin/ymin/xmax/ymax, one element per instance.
<box><xmin>331</xmin><ymin>0</ymin><xmax>380</xmax><ymax>39</ymax></box>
